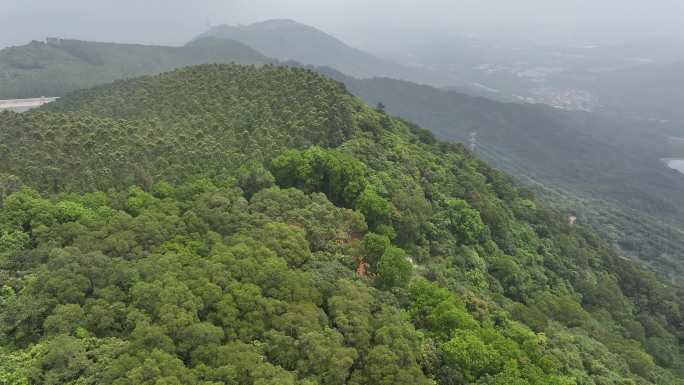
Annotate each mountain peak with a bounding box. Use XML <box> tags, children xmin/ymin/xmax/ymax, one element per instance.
<box><xmin>203</xmin><ymin>19</ymin><xmax>345</xmax><ymax>49</ymax></box>
<box><xmin>215</xmin><ymin>19</ymin><xmax>322</xmax><ymax>31</ymax></box>
<box><xmin>250</xmin><ymin>18</ymin><xmax>309</xmax><ymax>28</ymax></box>
<box><xmin>197</xmin><ymin>19</ymin><xmax>421</xmax><ymax>81</ymax></box>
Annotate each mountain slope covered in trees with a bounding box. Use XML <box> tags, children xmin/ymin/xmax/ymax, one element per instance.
<box><xmin>0</xmin><ymin>37</ymin><xmax>270</xmax><ymax>99</ymax></box>
<box><xmin>3</xmin><ymin>31</ymin><xmax>684</xmax><ymax>282</ymax></box>
<box><xmin>313</xmin><ymin>68</ymin><xmax>684</xmax><ymax>280</ymax></box>
<box><xmin>1</xmin><ymin>64</ymin><xmax>684</xmax><ymax>385</ymax></box>
<box><xmin>319</xmin><ymin>70</ymin><xmax>684</xmax><ymax>216</ymax></box>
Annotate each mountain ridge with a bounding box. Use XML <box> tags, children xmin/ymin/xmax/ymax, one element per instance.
<box><xmin>0</xmin><ymin>37</ymin><xmax>270</xmax><ymax>99</ymax></box>
<box><xmin>196</xmin><ymin>19</ymin><xmax>466</xmax><ymax>88</ymax></box>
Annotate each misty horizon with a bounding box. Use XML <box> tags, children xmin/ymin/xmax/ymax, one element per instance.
<box><xmin>2</xmin><ymin>0</ymin><xmax>684</xmax><ymax>52</ymax></box>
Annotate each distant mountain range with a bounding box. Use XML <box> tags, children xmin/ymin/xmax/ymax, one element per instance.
<box><xmin>196</xmin><ymin>20</ymin><xmax>401</xmax><ymax>80</ymax></box>
<box><xmin>196</xmin><ymin>19</ymin><xmax>502</xmax><ymax>99</ymax></box>
<box><xmin>196</xmin><ymin>20</ymin><xmax>684</xmax><ymax>118</ymax></box>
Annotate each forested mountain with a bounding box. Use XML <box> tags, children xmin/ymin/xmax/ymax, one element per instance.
<box><xmin>304</xmin><ymin>68</ymin><xmax>684</xmax><ymax>279</ymax></box>
<box><xmin>3</xmin><ymin>31</ymin><xmax>684</xmax><ymax>282</ymax></box>
<box><xmin>0</xmin><ymin>37</ymin><xmax>269</xmax><ymax>99</ymax></box>
<box><xmin>187</xmin><ymin>23</ymin><xmax>684</xmax><ymax>280</ymax></box>
<box><xmin>317</xmin><ymin>70</ymin><xmax>683</xmax><ymax>213</ymax></box>
<box><xmin>1</xmin><ymin>64</ymin><xmax>684</xmax><ymax>384</ymax></box>
<box><xmin>196</xmin><ymin>20</ymin><xmax>458</xmax><ymax>87</ymax></box>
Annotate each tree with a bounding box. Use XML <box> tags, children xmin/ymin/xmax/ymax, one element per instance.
<box><xmin>0</xmin><ymin>347</ymin><xmax>30</xmax><ymax>385</ymax></box>
<box><xmin>376</xmin><ymin>247</ymin><xmax>413</xmax><ymax>289</ymax></box>
<box><xmin>28</xmin><ymin>336</ymin><xmax>92</xmax><ymax>385</ymax></box>
<box><xmin>356</xmin><ymin>187</ymin><xmax>393</xmax><ymax>232</ymax></box>
<box><xmin>106</xmin><ymin>349</ymin><xmax>197</xmax><ymax>385</ymax></box>
<box><xmin>0</xmin><ymin>173</ymin><xmax>22</xmax><ymax>202</ymax></box>
<box><xmin>440</xmin><ymin>330</ymin><xmax>503</xmax><ymax>382</ymax></box>
<box><xmin>361</xmin><ymin>233</ymin><xmax>391</xmax><ymax>272</ymax></box>
<box><xmin>349</xmin><ymin>345</ymin><xmax>431</xmax><ymax>385</ymax></box>
<box><xmin>328</xmin><ymin>280</ymin><xmax>373</xmax><ymax>353</ymax></box>
<box><xmin>0</xmin><ymin>230</ymin><xmax>30</xmax><ymax>254</ymax></box>
<box><xmin>445</xmin><ymin>199</ymin><xmax>486</xmax><ymax>245</ymax></box>
<box><xmin>253</xmin><ymin>222</ymin><xmax>311</xmax><ymax>268</ymax></box>
<box><xmin>271</xmin><ymin>147</ymin><xmax>368</xmax><ymax>208</ymax></box>
<box><xmin>43</xmin><ymin>304</ymin><xmax>85</xmax><ymax>336</ymax></box>
<box><xmin>235</xmin><ymin>161</ymin><xmax>275</xmax><ymax>199</ymax></box>
<box><xmin>296</xmin><ymin>329</ymin><xmax>358</xmax><ymax>385</ymax></box>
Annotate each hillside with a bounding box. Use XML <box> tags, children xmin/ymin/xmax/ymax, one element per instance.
<box><xmin>311</xmin><ymin>68</ymin><xmax>684</xmax><ymax>279</ymax></box>
<box><xmin>319</xmin><ymin>71</ymin><xmax>682</xmax><ymax>207</ymax></box>
<box><xmin>190</xmin><ymin>24</ymin><xmax>684</xmax><ymax>278</ymax></box>
<box><xmin>0</xmin><ymin>37</ymin><xmax>270</xmax><ymax>99</ymax></box>
<box><xmin>6</xmin><ymin>65</ymin><xmax>354</xmax><ymax>192</ymax></box>
<box><xmin>1</xmin><ymin>64</ymin><xmax>684</xmax><ymax>384</ymax></box>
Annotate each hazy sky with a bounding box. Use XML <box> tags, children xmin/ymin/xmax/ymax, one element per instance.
<box><xmin>2</xmin><ymin>0</ymin><xmax>683</xmax><ymax>50</ymax></box>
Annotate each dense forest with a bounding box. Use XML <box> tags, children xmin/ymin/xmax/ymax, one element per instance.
<box><xmin>1</xmin><ymin>64</ymin><xmax>683</xmax><ymax>384</ymax></box>
<box><xmin>4</xmin><ymin>35</ymin><xmax>684</xmax><ymax>281</ymax></box>
<box><xmin>0</xmin><ymin>38</ymin><xmax>269</xmax><ymax>99</ymax></box>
